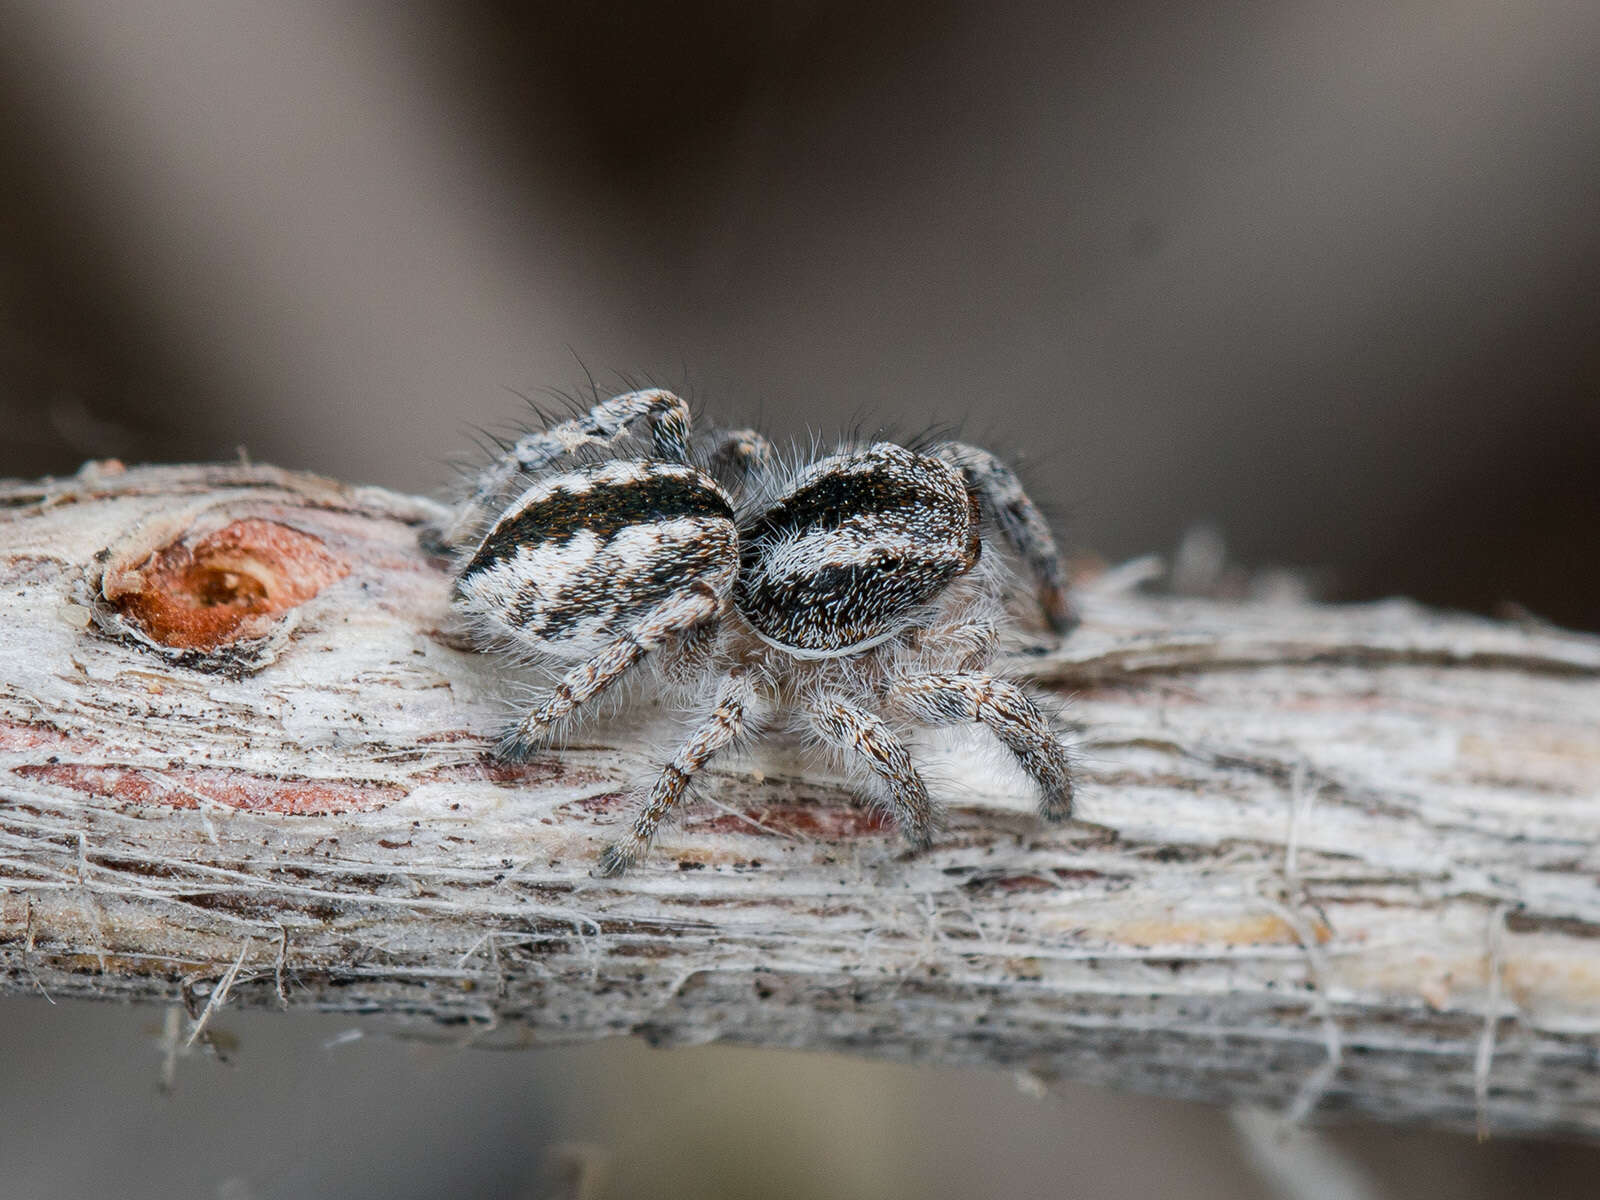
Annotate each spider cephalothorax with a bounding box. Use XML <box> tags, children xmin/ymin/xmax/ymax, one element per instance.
<box><xmin>437</xmin><ymin>389</ymin><xmax>1077</xmax><ymax>875</ymax></box>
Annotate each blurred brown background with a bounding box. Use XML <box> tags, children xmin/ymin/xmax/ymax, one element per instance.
<box><xmin>0</xmin><ymin>2</ymin><xmax>1596</xmax><ymax>1197</ymax></box>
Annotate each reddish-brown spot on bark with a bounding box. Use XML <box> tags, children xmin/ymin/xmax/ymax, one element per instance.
<box><xmin>0</xmin><ymin>721</ymin><xmax>70</xmax><ymax>751</ymax></box>
<box><xmin>415</xmin><ymin>758</ymin><xmax>572</xmax><ymax>787</ymax></box>
<box><xmin>16</xmin><ymin>762</ymin><xmax>400</xmax><ymax>814</ymax></box>
<box><xmin>990</xmin><ymin>874</ymin><xmax>1058</xmax><ymax>893</ymax></box>
<box><xmin>563</xmin><ymin>791</ymin><xmax>631</xmax><ymax>816</ymax></box>
<box><xmin>103</xmin><ymin>518</ymin><xmax>347</xmax><ymax>649</ymax></box>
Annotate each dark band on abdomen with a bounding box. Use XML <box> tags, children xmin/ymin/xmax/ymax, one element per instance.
<box><xmin>464</xmin><ymin>468</ymin><xmax>734</xmax><ymax>580</ymax></box>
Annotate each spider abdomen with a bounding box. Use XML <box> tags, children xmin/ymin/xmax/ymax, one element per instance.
<box><xmin>456</xmin><ymin>460</ymin><xmax>737</xmax><ymax>656</ymax></box>
<box><xmin>734</xmin><ymin>443</ymin><xmax>980</xmax><ymax>656</ymax></box>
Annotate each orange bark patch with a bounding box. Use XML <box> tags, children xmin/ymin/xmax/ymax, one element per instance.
<box><xmin>17</xmin><ymin>762</ymin><xmax>400</xmax><ymax>814</ymax></box>
<box><xmin>103</xmin><ymin>518</ymin><xmax>347</xmax><ymax>649</ymax></box>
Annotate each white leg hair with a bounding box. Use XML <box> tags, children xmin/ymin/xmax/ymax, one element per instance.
<box><xmin>498</xmin><ymin>584</ymin><xmax>719</xmax><ymax>760</ymax></box>
<box><xmin>597</xmin><ymin>668</ymin><xmax>757</xmax><ymax>877</ymax></box>
<box><xmin>885</xmin><ymin>671</ymin><xmax>1074</xmax><ymax>820</ymax></box>
<box><xmin>805</xmin><ymin>695</ymin><xmax>935</xmax><ymax>848</ymax></box>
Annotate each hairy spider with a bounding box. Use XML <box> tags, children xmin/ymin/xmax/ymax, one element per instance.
<box><xmin>434</xmin><ymin>388</ymin><xmax>1077</xmax><ymax>875</ymax></box>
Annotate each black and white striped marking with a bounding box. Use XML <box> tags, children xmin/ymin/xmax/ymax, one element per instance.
<box><xmin>457</xmin><ymin>460</ymin><xmax>737</xmax><ymax>656</ymax></box>
<box><xmin>734</xmin><ymin>443</ymin><xmax>980</xmax><ymax>656</ymax></box>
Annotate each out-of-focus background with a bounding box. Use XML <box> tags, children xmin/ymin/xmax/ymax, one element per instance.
<box><xmin>0</xmin><ymin>3</ymin><xmax>1595</xmax><ymax>1197</ymax></box>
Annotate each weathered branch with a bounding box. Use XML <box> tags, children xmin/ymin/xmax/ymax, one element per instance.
<box><xmin>2</xmin><ymin>462</ymin><xmax>1598</xmax><ymax>1140</ymax></box>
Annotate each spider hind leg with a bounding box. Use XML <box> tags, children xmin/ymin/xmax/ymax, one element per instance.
<box><xmin>886</xmin><ymin>670</ymin><xmax>1074</xmax><ymax>821</ymax></box>
<box><xmin>933</xmin><ymin>441</ymin><xmax>1076</xmax><ymax>634</ymax></box>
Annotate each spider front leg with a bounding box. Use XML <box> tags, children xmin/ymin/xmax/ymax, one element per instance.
<box><xmin>934</xmin><ymin>441</ymin><xmax>1076</xmax><ymax>634</ymax></box>
<box><xmin>499</xmin><ymin>584</ymin><xmax>722</xmax><ymax>760</ymax></box>
<box><xmin>431</xmin><ymin>388</ymin><xmax>694</xmax><ymax>553</ymax></box>
<box><xmin>885</xmin><ymin>671</ymin><xmax>1074</xmax><ymax>821</ymax></box>
<box><xmin>806</xmin><ymin>696</ymin><xmax>936</xmax><ymax>849</ymax></box>
<box><xmin>596</xmin><ymin>669</ymin><xmax>757</xmax><ymax>877</ymax></box>
<box><xmin>705</xmin><ymin>427</ymin><xmax>774</xmax><ymax>486</ymax></box>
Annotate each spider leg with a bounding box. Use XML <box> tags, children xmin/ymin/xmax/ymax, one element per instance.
<box><xmin>433</xmin><ymin>389</ymin><xmax>694</xmax><ymax>552</ymax></box>
<box><xmin>806</xmin><ymin>696</ymin><xmax>935</xmax><ymax>849</ymax></box>
<box><xmin>885</xmin><ymin>671</ymin><xmax>1073</xmax><ymax>821</ymax></box>
<box><xmin>900</xmin><ymin>606</ymin><xmax>1001</xmax><ymax>671</ymax></box>
<box><xmin>596</xmin><ymin>670</ymin><xmax>757</xmax><ymax>877</ymax></box>
<box><xmin>933</xmin><ymin>441</ymin><xmax>1076</xmax><ymax>634</ymax></box>
<box><xmin>498</xmin><ymin>584</ymin><xmax>719</xmax><ymax>760</ymax></box>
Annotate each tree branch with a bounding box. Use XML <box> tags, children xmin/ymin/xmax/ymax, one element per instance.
<box><xmin>3</xmin><ymin>462</ymin><xmax>1598</xmax><ymax>1140</ymax></box>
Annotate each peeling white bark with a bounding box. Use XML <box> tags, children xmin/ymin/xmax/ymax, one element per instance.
<box><xmin>2</xmin><ymin>462</ymin><xmax>1598</xmax><ymax>1140</ymax></box>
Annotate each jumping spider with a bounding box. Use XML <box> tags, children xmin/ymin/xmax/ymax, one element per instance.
<box><xmin>433</xmin><ymin>389</ymin><xmax>1077</xmax><ymax>875</ymax></box>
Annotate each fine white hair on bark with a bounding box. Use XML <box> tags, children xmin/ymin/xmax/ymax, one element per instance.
<box><xmin>2</xmin><ymin>461</ymin><xmax>1599</xmax><ymax>1142</ymax></box>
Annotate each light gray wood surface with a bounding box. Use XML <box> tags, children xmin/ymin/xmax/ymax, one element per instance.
<box><xmin>3</xmin><ymin>462</ymin><xmax>1597</xmax><ymax>1141</ymax></box>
